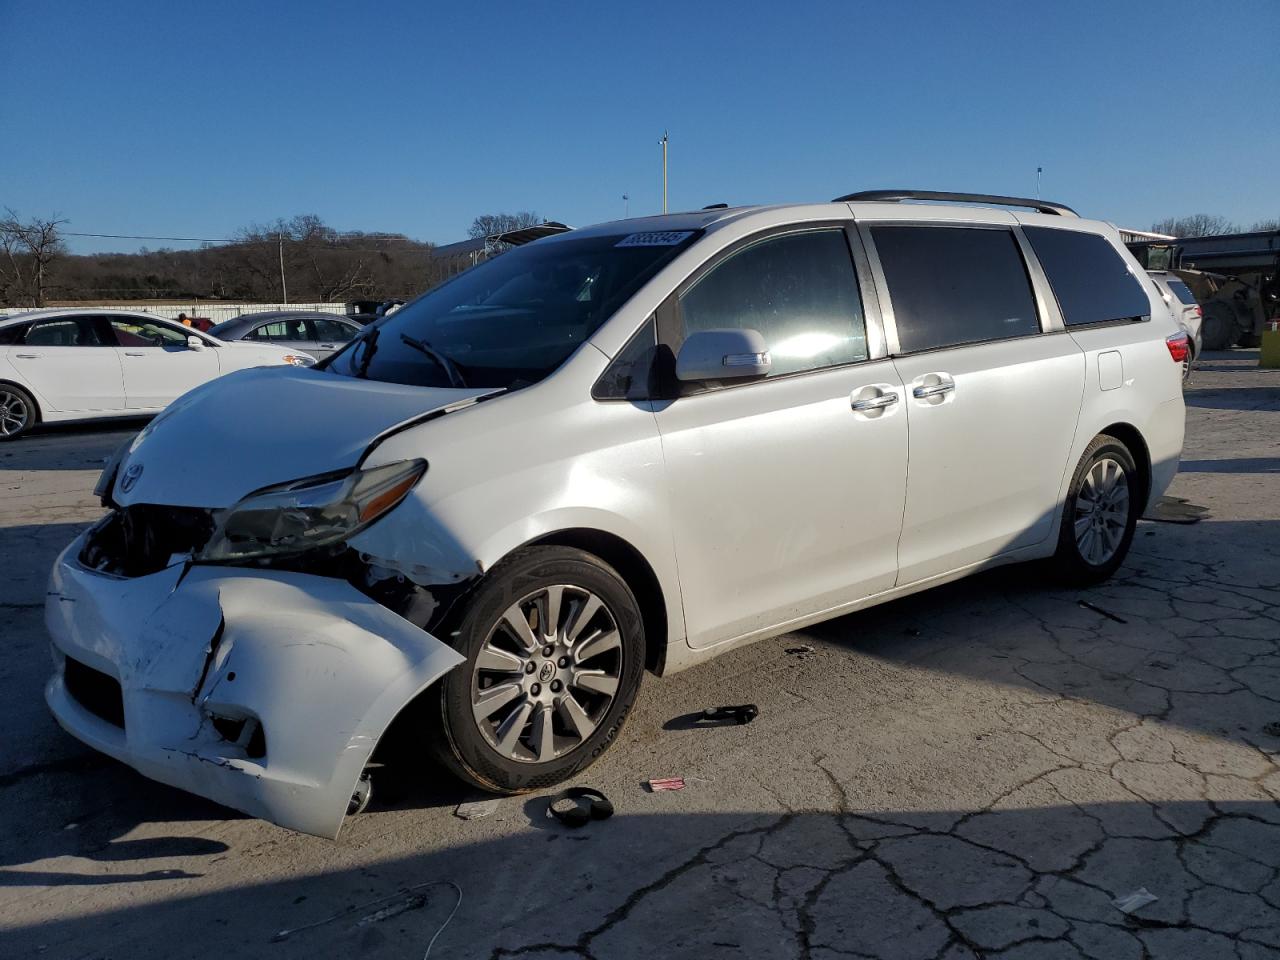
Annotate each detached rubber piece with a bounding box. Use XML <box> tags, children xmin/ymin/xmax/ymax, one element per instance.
<box><xmin>700</xmin><ymin>704</ymin><xmax>759</xmax><ymax>725</ymax></box>
<box><xmin>1142</xmin><ymin>496</ymin><xmax>1209</xmax><ymax>524</ymax></box>
<box><xmin>546</xmin><ymin>787</ymin><xmax>614</xmax><ymax>828</ymax></box>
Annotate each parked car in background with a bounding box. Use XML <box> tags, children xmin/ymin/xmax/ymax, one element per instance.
<box><xmin>45</xmin><ymin>191</ymin><xmax>1186</xmax><ymax>837</ymax></box>
<box><xmin>0</xmin><ymin>309</ymin><xmax>314</xmax><ymax>440</ymax></box>
<box><xmin>209</xmin><ymin>311</ymin><xmax>363</xmax><ymax>361</ymax></box>
<box><xmin>1148</xmin><ymin>270</ymin><xmax>1203</xmax><ymax>363</ymax></box>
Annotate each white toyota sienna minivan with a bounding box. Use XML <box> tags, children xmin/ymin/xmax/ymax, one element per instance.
<box><xmin>45</xmin><ymin>191</ymin><xmax>1187</xmax><ymax>837</ymax></box>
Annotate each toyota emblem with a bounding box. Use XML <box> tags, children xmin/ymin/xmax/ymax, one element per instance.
<box><xmin>119</xmin><ymin>462</ymin><xmax>144</xmax><ymax>493</ymax></box>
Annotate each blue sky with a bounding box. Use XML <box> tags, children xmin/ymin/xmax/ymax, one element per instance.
<box><xmin>2</xmin><ymin>0</ymin><xmax>1276</xmax><ymax>254</ymax></box>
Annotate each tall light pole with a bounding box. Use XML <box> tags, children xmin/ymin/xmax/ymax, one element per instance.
<box><xmin>1036</xmin><ymin>166</ymin><xmax>1043</xmax><ymax>200</ymax></box>
<box><xmin>623</xmin><ymin>193</ymin><xmax>630</xmax><ymax>218</ymax></box>
<box><xmin>661</xmin><ymin>132</ymin><xmax>668</xmax><ymax>214</ymax></box>
<box><xmin>277</xmin><ymin>231</ymin><xmax>288</xmax><ymax>305</ymax></box>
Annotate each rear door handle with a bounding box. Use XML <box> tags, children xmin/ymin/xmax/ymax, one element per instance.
<box><xmin>14</xmin><ymin>353</ymin><xmax>40</xmax><ymax>359</ymax></box>
<box><xmin>912</xmin><ymin>382</ymin><xmax>954</xmax><ymax>399</ymax></box>
<box><xmin>851</xmin><ymin>392</ymin><xmax>899</xmax><ymax>411</ymax></box>
<box><xmin>124</xmin><ymin>351</ymin><xmax>147</xmax><ymax>357</ymax></box>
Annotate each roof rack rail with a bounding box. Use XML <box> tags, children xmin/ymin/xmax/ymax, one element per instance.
<box><xmin>833</xmin><ymin>190</ymin><xmax>1078</xmax><ymax>217</ymax></box>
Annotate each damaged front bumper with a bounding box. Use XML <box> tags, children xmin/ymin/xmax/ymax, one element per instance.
<box><xmin>44</xmin><ymin>534</ymin><xmax>464</xmax><ymax>838</ymax></box>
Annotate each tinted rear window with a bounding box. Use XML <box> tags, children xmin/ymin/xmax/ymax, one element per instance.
<box><xmin>871</xmin><ymin>225</ymin><xmax>1040</xmax><ymax>353</ymax></box>
<box><xmin>1166</xmin><ymin>279</ymin><xmax>1198</xmax><ymax>305</ymax></box>
<box><xmin>1023</xmin><ymin>227</ymin><xmax>1150</xmax><ymax>326</ymax></box>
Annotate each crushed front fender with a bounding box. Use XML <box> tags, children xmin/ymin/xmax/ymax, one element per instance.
<box><xmin>45</xmin><ymin>537</ymin><xmax>465</xmax><ymax>838</ymax></box>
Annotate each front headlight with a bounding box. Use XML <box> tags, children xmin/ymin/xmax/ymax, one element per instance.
<box><xmin>197</xmin><ymin>459</ymin><xmax>426</xmax><ymax>562</ymax></box>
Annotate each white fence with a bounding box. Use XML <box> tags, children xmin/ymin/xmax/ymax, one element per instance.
<box><xmin>0</xmin><ymin>302</ymin><xmax>350</xmax><ymax>324</ymax></box>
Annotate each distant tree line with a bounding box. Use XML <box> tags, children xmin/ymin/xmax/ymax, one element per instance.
<box><xmin>0</xmin><ymin>209</ymin><xmax>546</xmax><ymax>308</ymax></box>
<box><xmin>1150</xmin><ymin>214</ymin><xmax>1280</xmax><ymax>238</ymax></box>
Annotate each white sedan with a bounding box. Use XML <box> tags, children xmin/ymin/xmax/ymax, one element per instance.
<box><xmin>0</xmin><ymin>309</ymin><xmax>314</xmax><ymax>439</ymax></box>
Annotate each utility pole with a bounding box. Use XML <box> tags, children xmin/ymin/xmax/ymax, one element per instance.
<box><xmin>1036</xmin><ymin>166</ymin><xmax>1043</xmax><ymax>200</ymax></box>
<box><xmin>277</xmin><ymin>232</ymin><xmax>288</xmax><ymax>305</ymax></box>
<box><xmin>661</xmin><ymin>132</ymin><xmax>668</xmax><ymax>214</ymax></box>
<box><xmin>623</xmin><ymin>194</ymin><xmax>630</xmax><ymax>218</ymax></box>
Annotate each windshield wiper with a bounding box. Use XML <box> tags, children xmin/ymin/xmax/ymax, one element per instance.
<box><xmin>353</xmin><ymin>326</ymin><xmax>380</xmax><ymax>378</ymax></box>
<box><xmin>399</xmin><ymin>333</ymin><xmax>467</xmax><ymax>387</ymax></box>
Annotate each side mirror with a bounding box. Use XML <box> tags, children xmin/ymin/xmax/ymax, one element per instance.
<box><xmin>675</xmin><ymin>328</ymin><xmax>771</xmax><ymax>382</ymax></box>
<box><xmin>186</xmin><ymin>335</ymin><xmax>205</xmax><ymax>351</ymax></box>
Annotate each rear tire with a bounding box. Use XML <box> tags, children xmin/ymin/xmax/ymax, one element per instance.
<box><xmin>0</xmin><ymin>384</ymin><xmax>37</xmax><ymax>441</ymax></box>
<box><xmin>1051</xmin><ymin>435</ymin><xmax>1140</xmax><ymax>586</ymax></box>
<box><xmin>431</xmin><ymin>546</ymin><xmax>645</xmax><ymax>793</ymax></box>
<box><xmin>1200</xmin><ymin>303</ymin><xmax>1238</xmax><ymax>351</ymax></box>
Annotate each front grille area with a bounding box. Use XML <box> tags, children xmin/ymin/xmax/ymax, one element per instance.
<box><xmin>64</xmin><ymin>657</ymin><xmax>125</xmax><ymax>728</ymax></box>
<box><xmin>79</xmin><ymin>504</ymin><xmax>216</xmax><ymax>577</ymax></box>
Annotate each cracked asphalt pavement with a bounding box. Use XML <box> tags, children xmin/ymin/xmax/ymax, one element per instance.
<box><xmin>2</xmin><ymin>351</ymin><xmax>1278</xmax><ymax>959</ymax></box>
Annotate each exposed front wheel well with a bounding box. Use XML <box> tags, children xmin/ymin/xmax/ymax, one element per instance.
<box><xmin>1095</xmin><ymin>422</ymin><xmax>1151</xmax><ymax>512</ymax></box>
<box><xmin>526</xmin><ymin>528</ymin><xmax>669</xmax><ymax>676</ymax></box>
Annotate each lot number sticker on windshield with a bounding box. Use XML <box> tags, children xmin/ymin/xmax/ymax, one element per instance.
<box><xmin>616</xmin><ymin>231</ymin><xmax>694</xmax><ymax>247</ymax></box>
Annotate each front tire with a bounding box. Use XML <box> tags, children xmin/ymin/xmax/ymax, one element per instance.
<box><xmin>1051</xmin><ymin>435</ymin><xmax>1140</xmax><ymax>585</ymax></box>
<box><xmin>433</xmin><ymin>546</ymin><xmax>645</xmax><ymax>793</ymax></box>
<box><xmin>0</xmin><ymin>384</ymin><xmax>37</xmax><ymax>441</ymax></box>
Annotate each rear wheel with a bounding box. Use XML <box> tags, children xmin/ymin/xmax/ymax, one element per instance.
<box><xmin>1051</xmin><ymin>436</ymin><xmax>1140</xmax><ymax>585</ymax></box>
<box><xmin>433</xmin><ymin>546</ymin><xmax>645</xmax><ymax>793</ymax></box>
<box><xmin>0</xmin><ymin>384</ymin><xmax>36</xmax><ymax>441</ymax></box>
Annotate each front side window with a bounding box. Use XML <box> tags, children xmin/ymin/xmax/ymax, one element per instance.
<box><xmin>247</xmin><ymin>319</ymin><xmax>306</xmax><ymax>341</ymax></box>
<box><xmin>311</xmin><ymin>317</ymin><xmax>358</xmax><ymax>342</ymax></box>
<box><xmin>108</xmin><ymin>318</ymin><xmax>189</xmax><ymax>347</ymax></box>
<box><xmin>678</xmin><ymin>229</ymin><xmax>868</xmax><ymax>378</ymax></box>
<box><xmin>1023</xmin><ymin>227</ymin><xmax>1150</xmax><ymax>327</ymax></box>
<box><xmin>328</xmin><ymin>231</ymin><xmax>700</xmax><ymax>389</ymax></box>
<box><xmin>872</xmin><ymin>226</ymin><xmax>1040</xmax><ymax>354</ymax></box>
<box><xmin>25</xmin><ymin>318</ymin><xmax>108</xmax><ymax>346</ymax></box>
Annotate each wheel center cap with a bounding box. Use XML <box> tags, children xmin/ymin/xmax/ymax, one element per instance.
<box><xmin>537</xmin><ymin>661</ymin><xmax>556</xmax><ymax>683</ymax></box>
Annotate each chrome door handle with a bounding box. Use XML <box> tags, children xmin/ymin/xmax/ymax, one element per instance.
<box><xmin>913</xmin><ymin>382</ymin><xmax>955</xmax><ymax>399</ymax></box>
<box><xmin>14</xmin><ymin>353</ymin><xmax>39</xmax><ymax>359</ymax></box>
<box><xmin>319</xmin><ymin>343</ymin><xmax>335</xmax><ymax>349</ymax></box>
<box><xmin>851</xmin><ymin>392</ymin><xmax>899</xmax><ymax>411</ymax></box>
<box><xmin>124</xmin><ymin>351</ymin><xmax>146</xmax><ymax>357</ymax></box>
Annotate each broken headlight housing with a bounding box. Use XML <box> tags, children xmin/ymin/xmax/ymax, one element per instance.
<box><xmin>197</xmin><ymin>459</ymin><xmax>426</xmax><ymax>563</ymax></box>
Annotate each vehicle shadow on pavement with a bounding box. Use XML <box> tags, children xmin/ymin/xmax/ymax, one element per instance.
<box><xmin>1180</xmin><ymin>458</ymin><xmax>1280</xmax><ymax>474</ymax></box>
<box><xmin>2</xmin><ymin>802</ymin><xmax>1278</xmax><ymax>959</ymax></box>
<box><xmin>1183</xmin><ymin>387</ymin><xmax>1280</xmax><ymax>412</ymax></box>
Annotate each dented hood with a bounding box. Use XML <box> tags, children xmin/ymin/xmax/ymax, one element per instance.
<box><xmin>113</xmin><ymin>365</ymin><xmax>496</xmax><ymax>508</ymax></box>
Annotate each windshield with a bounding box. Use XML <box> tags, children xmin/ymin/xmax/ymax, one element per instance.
<box><xmin>326</xmin><ymin>230</ymin><xmax>700</xmax><ymax>389</ymax></box>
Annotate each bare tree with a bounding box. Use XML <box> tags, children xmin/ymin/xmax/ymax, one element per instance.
<box><xmin>0</xmin><ymin>209</ymin><xmax>67</xmax><ymax>306</ymax></box>
<box><xmin>1150</xmin><ymin>214</ymin><xmax>1240</xmax><ymax>238</ymax></box>
<box><xmin>468</xmin><ymin>212</ymin><xmax>542</xmax><ymax>239</ymax></box>
<box><xmin>1249</xmin><ymin>217</ymin><xmax>1280</xmax><ymax>232</ymax></box>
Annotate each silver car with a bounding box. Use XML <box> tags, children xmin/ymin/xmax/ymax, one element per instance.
<box><xmin>209</xmin><ymin>311</ymin><xmax>362</xmax><ymax>361</ymax></box>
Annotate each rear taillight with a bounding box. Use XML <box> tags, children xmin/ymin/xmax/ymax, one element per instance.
<box><xmin>1166</xmin><ymin>332</ymin><xmax>1190</xmax><ymax>363</ymax></box>
<box><xmin>1193</xmin><ymin>305</ymin><xmax>1203</xmax><ymax>317</ymax></box>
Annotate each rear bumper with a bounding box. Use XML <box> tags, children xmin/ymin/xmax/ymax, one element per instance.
<box><xmin>45</xmin><ymin>536</ymin><xmax>464</xmax><ymax>838</ymax></box>
<box><xmin>1145</xmin><ymin>395</ymin><xmax>1185</xmax><ymax>509</ymax></box>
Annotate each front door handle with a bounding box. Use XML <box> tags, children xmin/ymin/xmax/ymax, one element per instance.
<box><xmin>912</xmin><ymin>381</ymin><xmax>955</xmax><ymax>399</ymax></box>
<box><xmin>124</xmin><ymin>351</ymin><xmax>147</xmax><ymax>357</ymax></box>
<box><xmin>851</xmin><ymin>392</ymin><xmax>899</xmax><ymax>412</ymax></box>
<box><xmin>14</xmin><ymin>353</ymin><xmax>40</xmax><ymax>359</ymax></box>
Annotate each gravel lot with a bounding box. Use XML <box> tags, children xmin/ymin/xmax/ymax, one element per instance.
<box><xmin>2</xmin><ymin>352</ymin><xmax>1278</xmax><ymax>960</ymax></box>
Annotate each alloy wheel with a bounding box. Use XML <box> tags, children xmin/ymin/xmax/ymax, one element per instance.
<box><xmin>470</xmin><ymin>584</ymin><xmax>623</xmax><ymax>763</ymax></box>
<box><xmin>0</xmin><ymin>390</ymin><xmax>30</xmax><ymax>437</ymax></box>
<box><xmin>1073</xmin><ymin>457</ymin><xmax>1130</xmax><ymax>565</ymax></box>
